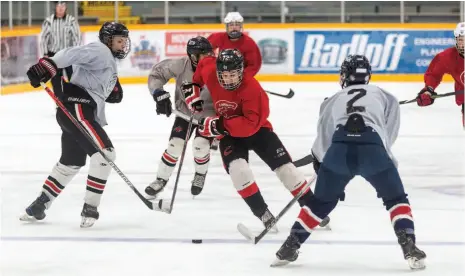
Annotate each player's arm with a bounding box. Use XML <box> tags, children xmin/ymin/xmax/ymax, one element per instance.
<box><xmin>148</xmin><ymin>58</ymin><xmax>184</xmax><ymax>117</ymax></box>
<box><xmin>383</xmin><ymin>91</ymin><xmax>401</xmax><ymax>146</ymax></box>
<box><xmin>207</xmin><ymin>33</ymin><xmax>220</xmax><ymax>51</ymax></box>
<box><xmin>243</xmin><ymin>37</ymin><xmax>262</xmax><ymax>77</ymax></box>
<box><xmin>417</xmin><ymin>54</ymin><xmax>446</xmax><ymax>106</ymax></box>
<box><xmin>222</xmin><ymin>81</ymin><xmax>264</xmax><ymax>137</ymax></box>
<box><xmin>51</xmin><ymin>44</ymin><xmax>110</xmax><ymax>70</ymax></box>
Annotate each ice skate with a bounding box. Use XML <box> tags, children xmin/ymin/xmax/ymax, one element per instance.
<box><xmin>396</xmin><ymin>230</ymin><xmax>426</xmax><ymax>270</ymax></box>
<box><xmin>271</xmin><ymin>234</ymin><xmax>301</xmax><ymax>267</ymax></box>
<box><xmin>145</xmin><ymin>178</ymin><xmax>168</xmax><ymax>199</ymax></box>
<box><xmin>191</xmin><ymin>172</ymin><xmax>206</xmax><ymax>197</ymax></box>
<box><xmin>19</xmin><ymin>192</ymin><xmax>50</xmax><ymax>221</ymax></box>
<box><xmin>80</xmin><ymin>203</ymin><xmax>99</xmax><ymax>228</ymax></box>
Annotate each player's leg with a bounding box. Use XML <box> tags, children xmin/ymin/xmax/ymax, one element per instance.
<box><xmin>250</xmin><ymin>128</ymin><xmax>330</xmax><ymax>226</ymax></box>
<box><xmin>191</xmin><ymin>131</ymin><xmax>213</xmax><ymax>196</ymax></box>
<box><xmin>145</xmin><ymin>116</ymin><xmax>192</xmax><ymax>197</ymax></box>
<box><xmin>65</xmin><ymin>103</ymin><xmax>115</xmax><ymax>228</ymax></box>
<box><xmin>20</xmin><ymin>130</ymin><xmax>85</xmax><ymax>221</ymax></box>
<box><xmin>360</xmin><ymin>143</ymin><xmax>426</xmax><ymax>269</ymax></box>
<box><xmin>273</xmin><ymin>142</ymin><xmax>353</xmax><ymax>266</ymax></box>
<box><xmin>220</xmin><ymin>135</ymin><xmax>274</xmax><ymax>228</ymax></box>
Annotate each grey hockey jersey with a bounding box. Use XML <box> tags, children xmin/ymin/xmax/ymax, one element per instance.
<box><xmin>148</xmin><ymin>56</ymin><xmax>215</xmax><ymax>119</ymax></box>
<box><xmin>51</xmin><ymin>41</ymin><xmax>118</xmax><ymax>126</ymax></box>
<box><xmin>311</xmin><ymin>84</ymin><xmax>400</xmax><ymax>166</ymax></box>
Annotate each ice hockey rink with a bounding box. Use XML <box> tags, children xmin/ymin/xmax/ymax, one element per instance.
<box><xmin>1</xmin><ymin>82</ymin><xmax>464</xmax><ymax>276</ymax></box>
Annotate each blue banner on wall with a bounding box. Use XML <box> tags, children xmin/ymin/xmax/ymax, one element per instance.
<box><xmin>294</xmin><ymin>30</ymin><xmax>455</xmax><ymax>74</ymax></box>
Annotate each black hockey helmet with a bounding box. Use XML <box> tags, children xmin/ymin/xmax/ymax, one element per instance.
<box><xmin>186</xmin><ymin>36</ymin><xmax>213</xmax><ymax>70</ymax></box>
<box><xmin>216</xmin><ymin>49</ymin><xmax>244</xmax><ymax>91</ymax></box>
<box><xmin>99</xmin><ymin>22</ymin><xmax>131</xmax><ymax>59</ymax></box>
<box><xmin>339</xmin><ymin>55</ymin><xmax>372</xmax><ymax>88</ymax></box>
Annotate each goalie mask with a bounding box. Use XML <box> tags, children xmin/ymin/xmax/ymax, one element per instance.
<box><xmin>454</xmin><ymin>22</ymin><xmax>465</xmax><ymax>55</ymax></box>
<box><xmin>99</xmin><ymin>22</ymin><xmax>131</xmax><ymax>59</ymax></box>
<box><xmin>186</xmin><ymin>36</ymin><xmax>214</xmax><ymax>70</ymax></box>
<box><xmin>224</xmin><ymin>12</ymin><xmax>244</xmax><ymax>39</ymax></box>
<box><xmin>340</xmin><ymin>55</ymin><xmax>372</xmax><ymax>88</ymax></box>
<box><xmin>216</xmin><ymin>49</ymin><xmax>244</xmax><ymax>91</ymax></box>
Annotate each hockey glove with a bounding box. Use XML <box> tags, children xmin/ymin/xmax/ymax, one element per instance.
<box><xmin>416</xmin><ymin>86</ymin><xmax>437</xmax><ymax>106</ymax></box>
<box><xmin>181</xmin><ymin>83</ymin><xmax>203</xmax><ymax>113</ymax></box>
<box><xmin>106</xmin><ymin>79</ymin><xmax>123</xmax><ymax>103</ymax></box>
<box><xmin>198</xmin><ymin>116</ymin><xmax>228</xmax><ymax>137</ymax></box>
<box><xmin>26</xmin><ymin>57</ymin><xmax>57</xmax><ymax>88</ymax></box>
<box><xmin>152</xmin><ymin>89</ymin><xmax>172</xmax><ymax>117</ymax></box>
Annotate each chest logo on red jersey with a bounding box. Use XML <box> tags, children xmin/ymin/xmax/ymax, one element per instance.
<box><xmin>216</xmin><ymin>100</ymin><xmax>238</xmax><ymax>118</ymax></box>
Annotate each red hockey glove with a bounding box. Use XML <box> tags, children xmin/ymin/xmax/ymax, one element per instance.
<box><xmin>416</xmin><ymin>86</ymin><xmax>437</xmax><ymax>107</ymax></box>
<box><xmin>198</xmin><ymin>116</ymin><xmax>228</xmax><ymax>137</ymax></box>
<box><xmin>181</xmin><ymin>82</ymin><xmax>203</xmax><ymax>113</ymax></box>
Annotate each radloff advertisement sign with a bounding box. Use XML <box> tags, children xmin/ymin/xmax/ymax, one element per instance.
<box><xmin>294</xmin><ymin>30</ymin><xmax>455</xmax><ymax>74</ymax></box>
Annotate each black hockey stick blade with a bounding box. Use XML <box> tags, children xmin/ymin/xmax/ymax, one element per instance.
<box><xmin>293</xmin><ymin>154</ymin><xmax>315</xmax><ymax>167</ymax></box>
<box><xmin>266</xmin><ymin>89</ymin><xmax>295</xmax><ymax>99</ymax></box>
<box><xmin>40</xmin><ymin>82</ymin><xmax>159</xmax><ymax>212</ymax></box>
<box><xmin>399</xmin><ymin>90</ymin><xmax>462</xmax><ymax>105</ymax></box>
<box><xmin>237</xmin><ymin>175</ymin><xmax>317</xmax><ymax>244</ymax></box>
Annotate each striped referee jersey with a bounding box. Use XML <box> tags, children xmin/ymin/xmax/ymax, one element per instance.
<box><xmin>40</xmin><ymin>14</ymin><xmax>81</xmax><ymax>56</ymax></box>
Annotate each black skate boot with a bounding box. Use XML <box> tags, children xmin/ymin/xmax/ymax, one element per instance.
<box><xmin>396</xmin><ymin>230</ymin><xmax>426</xmax><ymax>270</ymax></box>
<box><xmin>145</xmin><ymin>178</ymin><xmax>168</xmax><ymax>198</ymax></box>
<box><xmin>80</xmin><ymin>203</ymin><xmax>99</xmax><ymax>228</ymax></box>
<box><xmin>260</xmin><ymin>208</ymin><xmax>278</xmax><ymax>233</ymax></box>
<box><xmin>20</xmin><ymin>192</ymin><xmax>50</xmax><ymax>221</ymax></box>
<box><xmin>191</xmin><ymin>172</ymin><xmax>207</xmax><ymax>196</ymax></box>
<box><xmin>271</xmin><ymin>234</ymin><xmax>301</xmax><ymax>267</ymax></box>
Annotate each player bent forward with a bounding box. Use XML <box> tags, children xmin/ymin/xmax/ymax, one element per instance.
<box><xmin>20</xmin><ymin>22</ymin><xmax>130</xmax><ymax>228</ymax></box>
<box><xmin>272</xmin><ymin>55</ymin><xmax>426</xmax><ymax>270</ymax></box>
<box><xmin>187</xmin><ymin>48</ymin><xmax>329</xmax><ymax>230</ymax></box>
<box><xmin>145</xmin><ymin>36</ymin><xmax>216</xmax><ymax>199</ymax></box>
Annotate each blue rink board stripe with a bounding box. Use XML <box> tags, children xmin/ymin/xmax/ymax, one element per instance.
<box><xmin>1</xmin><ymin>236</ymin><xmax>463</xmax><ymax>246</ymax></box>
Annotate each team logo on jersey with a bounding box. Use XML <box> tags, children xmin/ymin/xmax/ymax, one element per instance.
<box><xmin>130</xmin><ymin>35</ymin><xmax>161</xmax><ymax>70</ymax></box>
<box><xmin>216</xmin><ymin>100</ymin><xmax>238</xmax><ymax>118</ymax></box>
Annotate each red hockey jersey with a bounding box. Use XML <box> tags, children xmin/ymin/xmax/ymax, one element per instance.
<box><xmin>207</xmin><ymin>32</ymin><xmax>262</xmax><ymax>78</ymax></box>
<box><xmin>193</xmin><ymin>56</ymin><xmax>272</xmax><ymax>138</ymax></box>
<box><xmin>424</xmin><ymin>47</ymin><xmax>464</xmax><ymax>105</ymax></box>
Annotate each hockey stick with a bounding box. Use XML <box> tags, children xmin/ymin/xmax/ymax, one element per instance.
<box><xmin>40</xmin><ymin>82</ymin><xmax>159</xmax><ymax>211</ymax></box>
<box><xmin>266</xmin><ymin>88</ymin><xmax>295</xmax><ymax>99</ymax></box>
<box><xmin>293</xmin><ymin>154</ymin><xmax>315</xmax><ymax>168</ymax></box>
<box><xmin>167</xmin><ymin>112</ymin><xmax>196</xmax><ymax>214</ymax></box>
<box><xmin>399</xmin><ymin>91</ymin><xmax>461</xmax><ymax>105</ymax></box>
<box><xmin>237</xmin><ymin>175</ymin><xmax>317</xmax><ymax>244</ymax></box>
<box><xmin>172</xmin><ymin>109</ymin><xmax>200</xmax><ymax>125</ymax></box>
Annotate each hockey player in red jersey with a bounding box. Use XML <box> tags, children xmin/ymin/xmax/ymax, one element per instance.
<box><xmin>416</xmin><ymin>22</ymin><xmax>464</xmax><ymax>123</ymax></box>
<box><xmin>183</xmin><ymin>48</ymin><xmax>329</xmax><ymax>230</ymax></box>
<box><xmin>207</xmin><ymin>12</ymin><xmax>262</xmax><ymax>78</ymax></box>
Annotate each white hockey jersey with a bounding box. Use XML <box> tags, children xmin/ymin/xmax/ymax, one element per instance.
<box><xmin>311</xmin><ymin>84</ymin><xmax>400</xmax><ymax>166</ymax></box>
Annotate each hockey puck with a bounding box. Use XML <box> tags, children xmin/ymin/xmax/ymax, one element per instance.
<box><xmin>192</xmin><ymin>239</ymin><xmax>202</xmax><ymax>244</ymax></box>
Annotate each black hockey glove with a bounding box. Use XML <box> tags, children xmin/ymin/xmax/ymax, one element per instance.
<box><xmin>181</xmin><ymin>83</ymin><xmax>203</xmax><ymax>113</ymax></box>
<box><xmin>106</xmin><ymin>79</ymin><xmax>123</xmax><ymax>103</ymax></box>
<box><xmin>152</xmin><ymin>89</ymin><xmax>172</xmax><ymax>117</ymax></box>
<box><xmin>26</xmin><ymin>57</ymin><xmax>57</xmax><ymax>88</ymax></box>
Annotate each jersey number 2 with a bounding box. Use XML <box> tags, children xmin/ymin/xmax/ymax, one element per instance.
<box><xmin>346</xmin><ymin>88</ymin><xmax>366</xmax><ymax>114</ymax></box>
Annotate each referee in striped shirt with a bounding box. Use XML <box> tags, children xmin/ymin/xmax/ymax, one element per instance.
<box><xmin>40</xmin><ymin>1</ymin><xmax>81</xmax><ymax>98</ymax></box>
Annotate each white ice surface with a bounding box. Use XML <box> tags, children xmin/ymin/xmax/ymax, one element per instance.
<box><xmin>1</xmin><ymin>82</ymin><xmax>464</xmax><ymax>276</ymax></box>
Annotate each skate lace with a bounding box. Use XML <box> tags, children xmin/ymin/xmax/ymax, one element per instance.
<box><xmin>261</xmin><ymin>210</ymin><xmax>274</xmax><ymax>224</ymax></box>
<box><xmin>150</xmin><ymin>178</ymin><xmax>167</xmax><ymax>190</ymax></box>
<box><xmin>192</xmin><ymin>174</ymin><xmax>205</xmax><ymax>188</ymax></box>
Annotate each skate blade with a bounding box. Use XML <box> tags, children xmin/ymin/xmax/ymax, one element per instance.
<box><xmin>19</xmin><ymin>213</ymin><xmax>37</xmax><ymax>222</ymax></box>
<box><xmin>80</xmin><ymin>217</ymin><xmax>97</xmax><ymax>228</ymax></box>
<box><xmin>408</xmin><ymin>257</ymin><xmax>426</xmax><ymax>270</ymax></box>
<box><xmin>270</xmin><ymin>258</ymin><xmax>291</xmax><ymax>267</ymax></box>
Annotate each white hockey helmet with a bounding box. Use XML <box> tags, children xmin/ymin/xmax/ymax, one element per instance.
<box><xmin>454</xmin><ymin>22</ymin><xmax>464</xmax><ymax>55</ymax></box>
<box><xmin>224</xmin><ymin>12</ymin><xmax>244</xmax><ymax>39</ymax></box>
